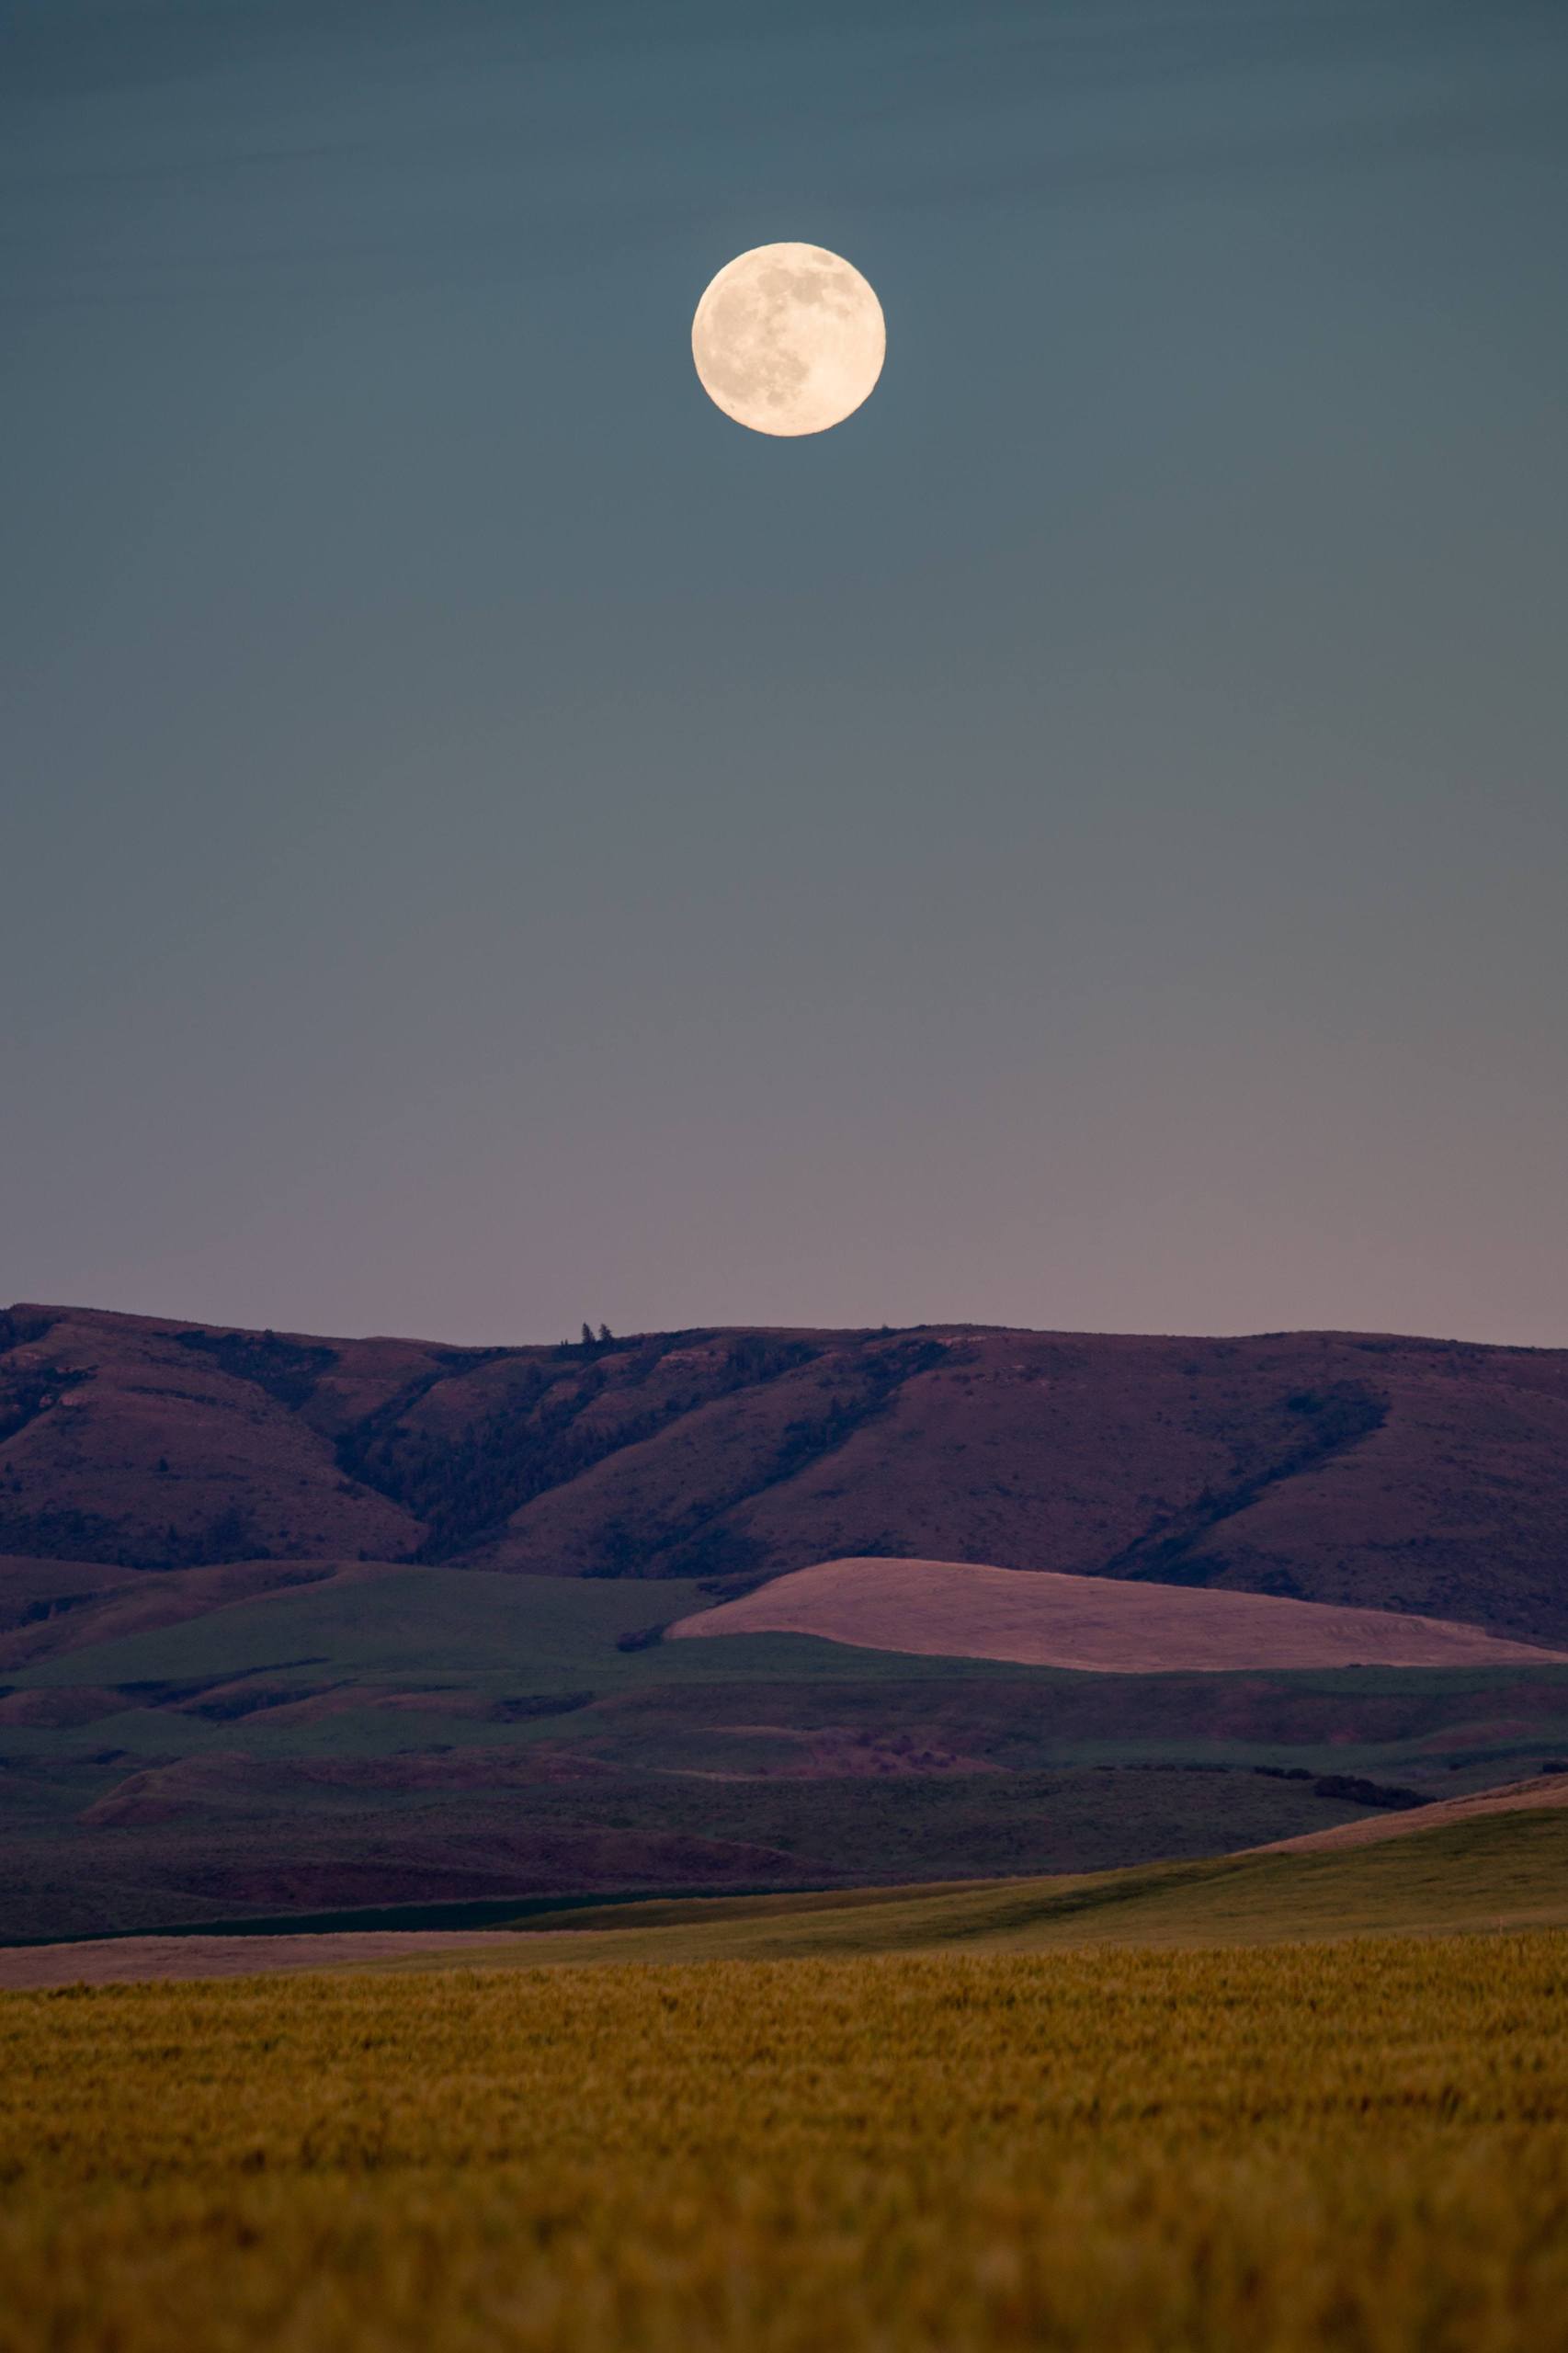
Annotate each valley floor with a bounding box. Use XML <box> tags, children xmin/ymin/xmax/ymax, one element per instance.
<box><xmin>9</xmin><ymin>1556</ymin><xmax>1568</xmax><ymax>1946</ymax></box>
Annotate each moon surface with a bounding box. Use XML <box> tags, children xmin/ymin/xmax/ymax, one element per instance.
<box><xmin>691</xmin><ymin>244</ymin><xmax>886</xmax><ymax>437</ymax></box>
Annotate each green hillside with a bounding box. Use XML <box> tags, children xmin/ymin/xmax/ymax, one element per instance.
<box><xmin>461</xmin><ymin>1801</ymin><xmax>1568</xmax><ymax>1965</ymax></box>
<box><xmin>8</xmin><ymin>1565</ymin><xmax>1040</xmax><ymax>1704</ymax></box>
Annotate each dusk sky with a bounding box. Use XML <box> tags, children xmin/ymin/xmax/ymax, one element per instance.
<box><xmin>4</xmin><ymin>0</ymin><xmax>1566</xmax><ymax>1348</ymax></box>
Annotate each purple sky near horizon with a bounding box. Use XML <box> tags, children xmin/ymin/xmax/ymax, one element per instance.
<box><xmin>3</xmin><ymin>0</ymin><xmax>1566</xmax><ymax>1350</ymax></box>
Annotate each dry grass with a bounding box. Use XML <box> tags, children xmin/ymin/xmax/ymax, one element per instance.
<box><xmin>2</xmin><ymin>1934</ymin><xmax>1566</xmax><ymax>2352</ymax></box>
<box><xmin>672</xmin><ymin>1555</ymin><xmax>1568</xmax><ymax>1671</ymax></box>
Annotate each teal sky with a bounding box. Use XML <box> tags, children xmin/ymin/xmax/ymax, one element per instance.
<box><xmin>4</xmin><ymin>1</ymin><xmax>1566</xmax><ymax>1347</ymax></box>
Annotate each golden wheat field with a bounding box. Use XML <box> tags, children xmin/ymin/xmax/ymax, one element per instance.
<box><xmin>2</xmin><ymin>1936</ymin><xmax>1566</xmax><ymax>2353</ymax></box>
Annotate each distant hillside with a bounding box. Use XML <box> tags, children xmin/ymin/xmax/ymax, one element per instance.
<box><xmin>4</xmin><ymin>1303</ymin><xmax>1568</xmax><ymax>1641</ymax></box>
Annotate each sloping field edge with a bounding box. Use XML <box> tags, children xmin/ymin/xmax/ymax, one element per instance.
<box><xmin>6</xmin><ymin>1775</ymin><xmax>1566</xmax><ymax>1986</ymax></box>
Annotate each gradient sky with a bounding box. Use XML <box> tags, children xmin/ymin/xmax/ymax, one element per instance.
<box><xmin>4</xmin><ymin>0</ymin><xmax>1566</xmax><ymax>1348</ymax></box>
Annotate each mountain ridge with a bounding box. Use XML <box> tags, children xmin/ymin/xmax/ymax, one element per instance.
<box><xmin>4</xmin><ymin>1302</ymin><xmax>1567</xmax><ymax>1641</ymax></box>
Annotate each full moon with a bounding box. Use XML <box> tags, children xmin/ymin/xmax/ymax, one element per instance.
<box><xmin>691</xmin><ymin>243</ymin><xmax>886</xmax><ymax>438</ymax></box>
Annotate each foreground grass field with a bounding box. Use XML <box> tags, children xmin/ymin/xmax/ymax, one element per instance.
<box><xmin>2</xmin><ymin>1934</ymin><xmax>1566</xmax><ymax>2352</ymax></box>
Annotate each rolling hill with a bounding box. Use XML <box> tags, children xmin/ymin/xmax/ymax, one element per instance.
<box><xmin>483</xmin><ymin>1775</ymin><xmax>1568</xmax><ymax>1961</ymax></box>
<box><xmin>479</xmin><ymin>1784</ymin><xmax>1568</xmax><ymax>1962</ymax></box>
<box><xmin>5</xmin><ymin>1773</ymin><xmax>1564</xmax><ymax>1984</ymax></box>
<box><xmin>5</xmin><ymin>1302</ymin><xmax>1568</xmax><ymax>1642</ymax></box>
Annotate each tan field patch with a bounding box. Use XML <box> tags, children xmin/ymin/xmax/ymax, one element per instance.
<box><xmin>670</xmin><ymin>1556</ymin><xmax>1568</xmax><ymax>1673</ymax></box>
<box><xmin>0</xmin><ymin>1930</ymin><xmax>514</xmax><ymax>1990</ymax></box>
